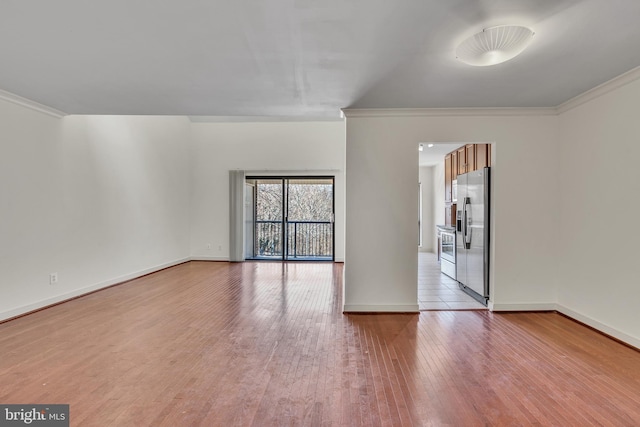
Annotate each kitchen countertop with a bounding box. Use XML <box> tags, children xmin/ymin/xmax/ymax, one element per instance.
<box><xmin>436</xmin><ymin>225</ymin><xmax>456</xmax><ymax>232</ymax></box>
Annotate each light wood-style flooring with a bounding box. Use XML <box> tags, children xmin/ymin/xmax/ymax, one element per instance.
<box><xmin>1</xmin><ymin>261</ymin><xmax>639</xmax><ymax>426</ymax></box>
<box><xmin>418</xmin><ymin>252</ymin><xmax>486</xmax><ymax>310</ymax></box>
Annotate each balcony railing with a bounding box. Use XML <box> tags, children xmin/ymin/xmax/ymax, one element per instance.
<box><xmin>255</xmin><ymin>220</ymin><xmax>283</xmax><ymax>257</ymax></box>
<box><xmin>255</xmin><ymin>220</ymin><xmax>333</xmax><ymax>260</ymax></box>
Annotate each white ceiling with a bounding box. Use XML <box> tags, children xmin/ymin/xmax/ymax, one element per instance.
<box><xmin>2</xmin><ymin>0</ymin><xmax>640</xmax><ymax>118</ymax></box>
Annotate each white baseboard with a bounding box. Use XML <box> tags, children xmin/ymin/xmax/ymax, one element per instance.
<box><xmin>343</xmin><ymin>304</ymin><xmax>419</xmax><ymax>313</ymax></box>
<box><xmin>556</xmin><ymin>304</ymin><xmax>640</xmax><ymax>350</ymax></box>
<box><xmin>190</xmin><ymin>256</ymin><xmax>230</xmax><ymax>262</ymax></box>
<box><xmin>488</xmin><ymin>302</ymin><xmax>639</xmax><ymax>350</ymax></box>
<box><xmin>0</xmin><ymin>257</ymin><xmax>190</xmax><ymax>322</ymax></box>
<box><xmin>488</xmin><ymin>302</ymin><xmax>557</xmax><ymax>311</ymax></box>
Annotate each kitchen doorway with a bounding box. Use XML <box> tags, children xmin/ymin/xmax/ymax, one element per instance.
<box><xmin>418</xmin><ymin>142</ymin><xmax>487</xmax><ymax>310</ymax></box>
<box><xmin>245</xmin><ymin>176</ymin><xmax>335</xmax><ymax>261</ymax></box>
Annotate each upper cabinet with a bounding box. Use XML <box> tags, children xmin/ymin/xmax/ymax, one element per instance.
<box><xmin>475</xmin><ymin>143</ymin><xmax>491</xmax><ymax>169</ymax></box>
<box><xmin>445</xmin><ymin>154</ymin><xmax>452</xmax><ymax>203</ymax></box>
<box><xmin>451</xmin><ymin>150</ymin><xmax>458</xmax><ymax>179</ymax></box>
<box><xmin>452</xmin><ymin>143</ymin><xmax>491</xmax><ymax>176</ymax></box>
<box><xmin>456</xmin><ymin>144</ymin><xmax>483</xmax><ymax>175</ymax></box>
<box><xmin>465</xmin><ymin>144</ymin><xmax>475</xmax><ymax>173</ymax></box>
<box><xmin>456</xmin><ymin>146</ymin><xmax>467</xmax><ymax>175</ymax></box>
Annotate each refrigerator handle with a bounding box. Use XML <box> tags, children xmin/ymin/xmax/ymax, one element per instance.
<box><xmin>464</xmin><ymin>197</ymin><xmax>471</xmax><ymax>249</ymax></box>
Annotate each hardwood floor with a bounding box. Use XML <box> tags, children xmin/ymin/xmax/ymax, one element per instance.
<box><xmin>1</xmin><ymin>261</ymin><xmax>639</xmax><ymax>426</ymax></box>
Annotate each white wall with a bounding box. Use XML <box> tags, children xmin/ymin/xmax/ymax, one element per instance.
<box><xmin>557</xmin><ymin>76</ymin><xmax>640</xmax><ymax>347</ymax></box>
<box><xmin>345</xmin><ymin>114</ymin><xmax>561</xmax><ymax>312</ymax></box>
<box><xmin>190</xmin><ymin>121</ymin><xmax>346</xmax><ymax>261</ymax></box>
<box><xmin>0</xmin><ymin>99</ymin><xmax>191</xmax><ymax>320</ymax></box>
<box><xmin>419</xmin><ymin>166</ymin><xmax>435</xmax><ymax>252</ymax></box>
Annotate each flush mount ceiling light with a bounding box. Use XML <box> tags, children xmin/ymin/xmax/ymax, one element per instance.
<box><xmin>456</xmin><ymin>25</ymin><xmax>534</xmax><ymax>66</ymax></box>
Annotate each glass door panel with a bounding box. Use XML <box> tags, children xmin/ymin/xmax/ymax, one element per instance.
<box><xmin>286</xmin><ymin>178</ymin><xmax>334</xmax><ymax>260</ymax></box>
<box><xmin>254</xmin><ymin>179</ymin><xmax>284</xmax><ymax>259</ymax></box>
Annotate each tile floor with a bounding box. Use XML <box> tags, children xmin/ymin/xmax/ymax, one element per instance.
<box><xmin>418</xmin><ymin>252</ymin><xmax>486</xmax><ymax>310</ymax></box>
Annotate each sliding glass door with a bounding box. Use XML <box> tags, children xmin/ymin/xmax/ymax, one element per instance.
<box><xmin>246</xmin><ymin>176</ymin><xmax>334</xmax><ymax>261</ymax></box>
<box><xmin>254</xmin><ymin>179</ymin><xmax>284</xmax><ymax>258</ymax></box>
<box><xmin>286</xmin><ymin>178</ymin><xmax>334</xmax><ymax>260</ymax></box>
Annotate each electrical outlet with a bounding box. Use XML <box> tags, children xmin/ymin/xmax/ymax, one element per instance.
<box><xmin>206</xmin><ymin>243</ymin><xmax>212</xmax><ymax>250</ymax></box>
<box><xmin>49</xmin><ymin>273</ymin><xmax>58</xmax><ymax>285</ymax></box>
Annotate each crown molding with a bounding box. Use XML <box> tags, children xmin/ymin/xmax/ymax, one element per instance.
<box><xmin>345</xmin><ymin>66</ymin><xmax>640</xmax><ymax>119</ymax></box>
<box><xmin>342</xmin><ymin>107</ymin><xmax>557</xmax><ymax>119</ymax></box>
<box><xmin>0</xmin><ymin>89</ymin><xmax>67</xmax><ymax>118</ymax></box>
<box><xmin>189</xmin><ymin>115</ymin><xmax>343</xmax><ymax>123</ymax></box>
<box><xmin>556</xmin><ymin>65</ymin><xmax>640</xmax><ymax>114</ymax></box>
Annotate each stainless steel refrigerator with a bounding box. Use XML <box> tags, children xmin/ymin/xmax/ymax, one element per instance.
<box><xmin>455</xmin><ymin>167</ymin><xmax>490</xmax><ymax>304</ymax></box>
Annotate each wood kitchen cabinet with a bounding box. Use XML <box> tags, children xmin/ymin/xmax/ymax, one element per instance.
<box><xmin>475</xmin><ymin>143</ymin><xmax>491</xmax><ymax>169</ymax></box>
<box><xmin>457</xmin><ymin>144</ymin><xmax>477</xmax><ymax>175</ymax></box>
<box><xmin>465</xmin><ymin>144</ymin><xmax>475</xmax><ymax>172</ymax></box>
<box><xmin>457</xmin><ymin>147</ymin><xmax>467</xmax><ymax>174</ymax></box>
<box><xmin>445</xmin><ymin>153</ymin><xmax>452</xmax><ymax>203</ymax></box>
<box><xmin>444</xmin><ymin>203</ymin><xmax>457</xmax><ymax>227</ymax></box>
<box><xmin>454</xmin><ymin>144</ymin><xmax>491</xmax><ymax>177</ymax></box>
<box><xmin>451</xmin><ymin>150</ymin><xmax>458</xmax><ymax>179</ymax></box>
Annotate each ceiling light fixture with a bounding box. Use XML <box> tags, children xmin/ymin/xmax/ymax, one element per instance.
<box><xmin>419</xmin><ymin>144</ymin><xmax>424</xmax><ymax>151</ymax></box>
<box><xmin>456</xmin><ymin>25</ymin><xmax>534</xmax><ymax>66</ymax></box>
<box><xmin>427</xmin><ymin>144</ymin><xmax>434</xmax><ymax>148</ymax></box>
